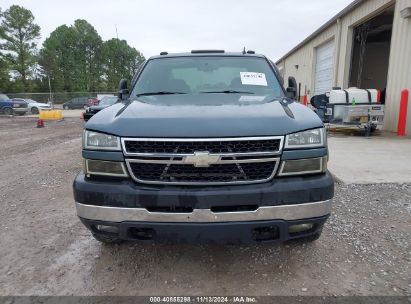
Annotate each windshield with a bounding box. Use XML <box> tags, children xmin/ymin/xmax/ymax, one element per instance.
<box><xmin>99</xmin><ymin>96</ymin><xmax>118</xmax><ymax>106</ymax></box>
<box><xmin>131</xmin><ymin>56</ymin><xmax>284</xmax><ymax>98</ymax></box>
<box><xmin>0</xmin><ymin>94</ymin><xmax>10</xmax><ymax>100</ymax></box>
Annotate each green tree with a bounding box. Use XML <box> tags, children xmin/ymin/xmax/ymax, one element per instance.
<box><xmin>40</xmin><ymin>21</ymin><xmax>145</xmax><ymax>92</ymax></box>
<box><xmin>0</xmin><ymin>5</ymin><xmax>40</xmax><ymax>90</ymax></box>
<box><xmin>39</xmin><ymin>25</ymin><xmax>78</xmax><ymax>91</ymax></box>
<box><xmin>102</xmin><ymin>38</ymin><xmax>145</xmax><ymax>91</ymax></box>
<box><xmin>72</xmin><ymin>20</ymin><xmax>103</xmax><ymax>91</ymax></box>
<box><xmin>40</xmin><ymin>20</ymin><xmax>104</xmax><ymax>92</ymax></box>
<box><xmin>0</xmin><ymin>55</ymin><xmax>11</xmax><ymax>92</ymax></box>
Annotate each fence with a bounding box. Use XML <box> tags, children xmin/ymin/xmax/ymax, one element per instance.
<box><xmin>6</xmin><ymin>92</ymin><xmax>116</xmax><ymax>105</ymax></box>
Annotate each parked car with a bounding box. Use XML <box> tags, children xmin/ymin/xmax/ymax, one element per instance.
<box><xmin>74</xmin><ymin>50</ymin><xmax>334</xmax><ymax>244</ymax></box>
<box><xmin>25</xmin><ymin>99</ymin><xmax>52</xmax><ymax>114</ymax></box>
<box><xmin>83</xmin><ymin>96</ymin><xmax>118</xmax><ymax>121</ymax></box>
<box><xmin>11</xmin><ymin>98</ymin><xmax>29</xmax><ymax>115</ymax></box>
<box><xmin>0</xmin><ymin>93</ymin><xmax>13</xmax><ymax>115</ymax></box>
<box><xmin>62</xmin><ymin>97</ymin><xmax>89</xmax><ymax>110</ymax></box>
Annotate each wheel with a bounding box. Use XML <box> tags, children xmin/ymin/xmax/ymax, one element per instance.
<box><xmin>63</xmin><ymin>105</ymin><xmax>69</xmax><ymax>110</ymax></box>
<box><xmin>3</xmin><ymin>107</ymin><xmax>13</xmax><ymax>115</ymax></box>
<box><xmin>31</xmin><ymin>107</ymin><xmax>39</xmax><ymax>114</ymax></box>
<box><xmin>92</xmin><ymin>234</ymin><xmax>123</xmax><ymax>245</ymax></box>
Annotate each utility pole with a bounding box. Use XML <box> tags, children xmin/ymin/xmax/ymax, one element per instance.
<box><xmin>115</xmin><ymin>24</ymin><xmax>119</xmax><ymax>39</ymax></box>
<box><xmin>48</xmin><ymin>75</ymin><xmax>53</xmax><ymax>108</ymax></box>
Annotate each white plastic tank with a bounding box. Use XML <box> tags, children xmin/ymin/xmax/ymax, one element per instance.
<box><xmin>329</xmin><ymin>87</ymin><xmax>378</xmax><ymax>104</ymax></box>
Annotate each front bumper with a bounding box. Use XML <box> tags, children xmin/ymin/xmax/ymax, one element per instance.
<box><xmin>74</xmin><ymin>171</ymin><xmax>334</xmax><ymax>209</ymax></box>
<box><xmin>76</xmin><ymin>199</ymin><xmax>332</xmax><ymax>223</ymax></box>
<box><xmin>13</xmin><ymin>108</ymin><xmax>28</xmax><ymax>114</ymax></box>
<box><xmin>74</xmin><ymin>172</ymin><xmax>333</xmax><ymax>242</ymax></box>
<box><xmin>80</xmin><ymin>215</ymin><xmax>329</xmax><ymax>244</ymax></box>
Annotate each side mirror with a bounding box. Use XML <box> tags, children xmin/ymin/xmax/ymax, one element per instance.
<box><xmin>286</xmin><ymin>76</ymin><xmax>298</xmax><ymax>99</ymax></box>
<box><xmin>117</xmin><ymin>79</ymin><xmax>129</xmax><ymax>100</ymax></box>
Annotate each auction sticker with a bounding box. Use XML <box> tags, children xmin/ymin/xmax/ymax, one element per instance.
<box><xmin>238</xmin><ymin>95</ymin><xmax>266</xmax><ymax>102</ymax></box>
<box><xmin>240</xmin><ymin>72</ymin><xmax>267</xmax><ymax>86</ymax></box>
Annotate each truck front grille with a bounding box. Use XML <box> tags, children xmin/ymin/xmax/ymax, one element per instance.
<box><xmin>128</xmin><ymin>161</ymin><xmax>277</xmax><ymax>184</ymax></box>
<box><xmin>123</xmin><ymin>138</ymin><xmax>281</xmax><ymax>154</ymax></box>
<box><xmin>122</xmin><ymin>137</ymin><xmax>283</xmax><ymax>185</ymax></box>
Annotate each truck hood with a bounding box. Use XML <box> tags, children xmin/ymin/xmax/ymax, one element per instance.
<box><xmin>85</xmin><ymin>94</ymin><xmax>323</xmax><ymax>137</ymax></box>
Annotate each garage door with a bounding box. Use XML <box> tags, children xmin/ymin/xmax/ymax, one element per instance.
<box><xmin>314</xmin><ymin>40</ymin><xmax>335</xmax><ymax>95</ymax></box>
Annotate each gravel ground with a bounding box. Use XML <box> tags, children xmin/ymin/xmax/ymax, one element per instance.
<box><xmin>0</xmin><ymin>117</ymin><xmax>410</xmax><ymax>296</ymax></box>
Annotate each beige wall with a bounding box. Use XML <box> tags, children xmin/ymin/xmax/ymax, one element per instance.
<box><xmin>277</xmin><ymin>0</ymin><xmax>411</xmax><ymax>133</ymax></box>
<box><xmin>385</xmin><ymin>0</ymin><xmax>411</xmax><ymax>133</ymax></box>
<box><xmin>277</xmin><ymin>25</ymin><xmax>337</xmax><ymax>98</ymax></box>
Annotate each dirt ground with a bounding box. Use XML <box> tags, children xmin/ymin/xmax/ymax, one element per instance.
<box><xmin>0</xmin><ymin>117</ymin><xmax>410</xmax><ymax>296</ymax></box>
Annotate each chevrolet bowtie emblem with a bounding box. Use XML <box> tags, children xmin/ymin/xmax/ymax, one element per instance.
<box><xmin>183</xmin><ymin>151</ymin><xmax>220</xmax><ymax>167</ymax></box>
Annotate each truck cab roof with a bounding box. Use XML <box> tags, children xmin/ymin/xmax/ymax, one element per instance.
<box><xmin>149</xmin><ymin>50</ymin><xmax>265</xmax><ymax>60</ymax></box>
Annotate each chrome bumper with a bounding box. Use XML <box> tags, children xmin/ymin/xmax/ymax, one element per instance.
<box><xmin>76</xmin><ymin>200</ymin><xmax>332</xmax><ymax>223</ymax></box>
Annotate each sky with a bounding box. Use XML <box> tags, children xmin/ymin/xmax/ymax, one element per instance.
<box><xmin>1</xmin><ymin>0</ymin><xmax>353</xmax><ymax>61</ymax></box>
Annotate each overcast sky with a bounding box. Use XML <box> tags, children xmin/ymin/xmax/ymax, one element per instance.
<box><xmin>1</xmin><ymin>0</ymin><xmax>353</xmax><ymax>61</ymax></box>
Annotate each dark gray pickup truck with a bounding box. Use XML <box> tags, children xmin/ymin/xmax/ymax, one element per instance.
<box><xmin>73</xmin><ymin>50</ymin><xmax>334</xmax><ymax>244</ymax></box>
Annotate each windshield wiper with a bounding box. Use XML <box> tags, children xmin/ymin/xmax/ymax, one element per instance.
<box><xmin>200</xmin><ymin>90</ymin><xmax>255</xmax><ymax>94</ymax></box>
<box><xmin>136</xmin><ymin>91</ymin><xmax>187</xmax><ymax>97</ymax></box>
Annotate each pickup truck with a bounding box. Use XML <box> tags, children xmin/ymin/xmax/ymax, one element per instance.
<box><xmin>73</xmin><ymin>50</ymin><xmax>334</xmax><ymax>244</ymax></box>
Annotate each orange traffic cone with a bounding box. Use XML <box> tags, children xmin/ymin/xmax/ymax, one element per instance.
<box><xmin>37</xmin><ymin>119</ymin><xmax>44</xmax><ymax>128</ymax></box>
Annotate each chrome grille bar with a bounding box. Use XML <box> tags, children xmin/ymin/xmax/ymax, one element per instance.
<box><xmin>121</xmin><ymin>136</ymin><xmax>284</xmax><ymax>156</ymax></box>
<box><xmin>121</xmin><ymin>136</ymin><xmax>284</xmax><ymax>185</ymax></box>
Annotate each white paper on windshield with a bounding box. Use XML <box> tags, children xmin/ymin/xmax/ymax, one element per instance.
<box><xmin>239</xmin><ymin>95</ymin><xmax>266</xmax><ymax>102</ymax></box>
<box><xmin>240</xmin><ymin>72</ymin><xmax>267</xmax><ymax>86</ymax></box>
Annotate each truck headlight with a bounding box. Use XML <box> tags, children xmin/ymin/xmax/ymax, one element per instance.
<box><xmin>83</xmin><ymin>130</ymin><xmax>121</xmax><ymax>151</ymax></box>
<box><xmin>278</xmin><ymin>156</ymin><xmax>327</xmax><ymax>176</ymax></box>
<box><xmin>85</xmin><ymin>159</ymin><xmax>128</xmax><ymax>177</ymax></box>
<box><xmin>285</xmin><ymin>127</ymin><xmax>326</xmax><ymax>149</ymax></box>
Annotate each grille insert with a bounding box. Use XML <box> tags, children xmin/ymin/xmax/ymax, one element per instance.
<box><xmin>123</xmin><ymin>138</ymin><xmax>282</xmax><ymax>154</ymax></box>
<box><xmin>122</xmin><ymin>137</ymin><xmax>283</xmax><ymax>185</ymax></box>
<box><xmin>127</xmin><ymin>161</ymin><xmax>277</xmax><ymax>184</ymax></box>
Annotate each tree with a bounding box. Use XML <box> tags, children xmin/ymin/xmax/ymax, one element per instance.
<box><xmin>0</xmin><ymin>5</ymin><xmax>40</xmax><ymax>90</ymax></box>
<box><xmin>39</xmin><ymin>25</ymin><xmax>78</xmax><ymax>91</ymax></box>
<box><xmin>39</xmin><ymin>19</ymin><xmax>104</xmax><ymax>92</ymax></box>
<box><xmin>40</xmin><ymin>21</ymin><xmax>145</xmax><ymax>92</ymax></box>
<box><xmin>0</xmin><ymin>55</ymin><xmax>11</xmax><ymax>92</ymax></box>
<box><xmin>72</xmin><ymin>20</ymin><xmax>103</xmax><ymax>91</ymax></box>
<box><xmin>102</xmin><ymin>38</ymin><xmax>145</xmax><ymax>91</ymax></box>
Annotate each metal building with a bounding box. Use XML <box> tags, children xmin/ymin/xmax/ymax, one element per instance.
<box><xmin>276</xmin><ymin>0</ymin><xmax>411</xmax><ymax>133</ymax></box>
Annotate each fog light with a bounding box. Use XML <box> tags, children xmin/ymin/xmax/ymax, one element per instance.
<box><xmin>96</xmin><ymin>225</ymin><xmax>119</xmax><ymax>234</ymax></box>
<box><xmin>85</xmin><ymin>159</ymin><xmax>128</xmax><ymax>177</ymax></box>
<box><xmin>279</xmin><ymin>157</ymin><xmax>326</xmax><ymax>176</ymax></box>
<box><xmin>288</xmin><ymin>223</ymin><xmax>314</xmax><ymax>234</ymax></box>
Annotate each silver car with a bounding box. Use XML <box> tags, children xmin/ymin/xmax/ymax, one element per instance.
<box><xmin>26</xmin><ymin>99</ymin><xmax>51</xmax><ymax>114</ymax></box>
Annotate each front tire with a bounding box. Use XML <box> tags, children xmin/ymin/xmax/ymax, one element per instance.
<box><xmin>63</xmin><ymin>105</ymin><xmax>69</xmax><ymax>110</ymax></box>
<box><xmin>31</xmin><ymin>107</ymin><xmax>39</xmax><ymax>114</ymax></box>
<box><xmin>92</xmin><ymin>234</ymin><xmax>123</xmax><ymax>245</ymax></box>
